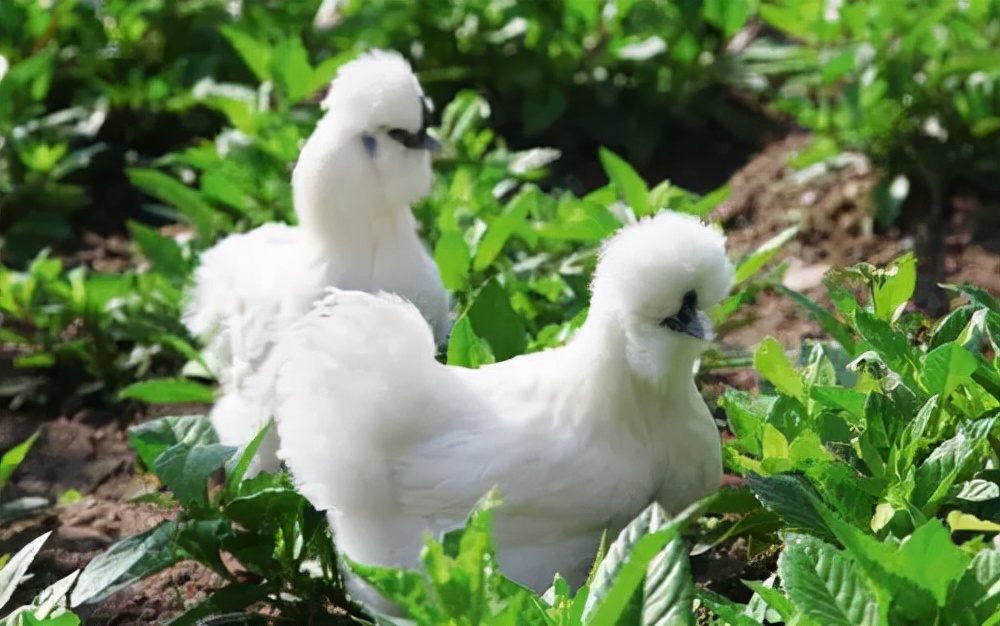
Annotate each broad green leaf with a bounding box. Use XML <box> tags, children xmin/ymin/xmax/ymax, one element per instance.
<box><xmin>467</xmin><ymin>278</ymin><xmax>527</xmax><ymax>361</ymax></box>
<box><xmin>702</xmin><ymin>0</ymin><xmax>750</xmax><ymax>36</ymax></box>
<box><xmin>153</xmin><ymin>442</ymin><xmax>234</xmax><ymax>506</ymax></box>
<box><xmin>747</xmin><ymin>473</ymin><xmax>836</xmax><ymax>542</ymax></box>
<box><xmin>434</xmin><ymin>230</ymin><xmax>471</xmax><ymax>291</ymax></box>
<box><xmin>641</xmin><ymin>535</ymin><xmax>695</xmax><ymax>626</ymax></box>
<box><xmin>0</xmin><ymin>532</ymin><xmax>51</xmax><ymax>610</ymax></box>
<box><xmin>895</xmin><ymin>520</ymin><xmax>971</xmax><ymax>605</ymax></box>
<box><xmin>348</xmin><ymin>557</ymin><xmax>440</xmax><ymax>624</ymax></box>
<box><xmin>474</xmin><ymin>189</ymin><xmax>537</xmax><ymax>271</ymax></box>
<box><xmin>733</xmin><ymin>226</ymin><xmax>798</xmax><ymax>286</ymax></box>
<box><xmin>852</xmin><ymin>310</ymin><xmax>915</xmax><ymax>374</ymax></box>
<box><xmin>743</xmin><ymin>578</ymin><xmax>796</xmax><ymax>622</ymax></box>
<box><xmin>809</xmin><ymin>386</ymin><xmax>866</xmax><ymax>420</ymax></box>
<box><xmin>128</xmin><ymin>414</ymin><xmax>218</xmax><ymax>470</ymax></box>
<box><xmin>952</xmin><ymin>479</ymin><xmax>1000</xmax><ymax>502</ymax></box>
<box><xmin>583</xmin><ymin>498</ymin><xmax>711</xmax><ymax>625</ymax></box>
<box><xmin>583</xmin><ymin>502</ymin><xmax>692</xmax><ymax>625</ymax></box>
<box><xmin>224</xmin><ymin>421</ymin><xmax>275</xmax><ymax>490</ymax></box>
<box><xmin>948</xmin><ymin>550</ymin><xmax>1000</xmax><ymax>625</ymax></box>
<box><xmin>0</xmin><ymin>430</ymin><xmax>39</xmax><ymax>492</ymax></box>
<box><xmin>942</xmin><ymin>283</ymin><xmax>1000</xmax><ymax>313</ymax></box>
<box><xmin>931</xmin><ymin>305</ymin><xmax>977</xmax><ymax>349</ymax></box>
<box><xmin>945</xmin><ymin>511</ymin><xmax>1000</xmax><ymax>533</ymax></box>
<box><xmin>913</xmin><ymin>417</ymin><xmax>997</xmax><ymax>510</ymax></box>
<box><xmin>270</xmin><ymin>38</ymin><xmax>313</xmax><ymax>103</ymax></box>
<box><xmin>127</xmin><ymin>221</ymin><xmax>188</xmax><ymax>283</ymax></box>
<box><xmin>921</xmin><ymin>344</ymin><xmax>979</xmax><ymax>398</ymax></box>
<box><xmin>127</xmin><ymin>169</ymin><xmax>222</xmax><ymax>239</ymax></box>
<box><xmin>599</xmin><ymin>148</ymin><xmax>651</xmax><ymax>217</ymax></box>
<box><xmin>446</xmin><ymin>317</ymin><xmax>496</xmax><ymax>368</ymax></box>
<box><xmin>219</xmin><ymin>26</ymin><xmax>272</xmax><ymax>82</ymax></box>
<box><xmin>754</xmin><ymin>337</ymin><xmax>804</xmax><ymax>400</ymax></box>
<box><xmin>118</xmin><ymin>378</ymin><xmax>215</xmax><ymax>405</ymax></box>
<box><xmin>71</xmin><ymin>522</ymin><xmax>180</xmax><ymax>607</ymax></box>
<box><xmin>779</xmin><ymin>533</ymin><xmax>880</xmax><ymax>626</ymax></box>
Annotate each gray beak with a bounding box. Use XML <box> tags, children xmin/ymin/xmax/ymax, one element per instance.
<box><xmin>387</xmin><ymin>128</ymin><xmax>441</xmax><ymax>152</ymax></box>
<box><xmin>422</xmin><ymin>132</ymin><xmax>441</xmax><ymax>152</ymax></box>
<box><xmin>660</xmin><ymin>290</ymin><xmax>704</xmax><ymax>340</ymax></box>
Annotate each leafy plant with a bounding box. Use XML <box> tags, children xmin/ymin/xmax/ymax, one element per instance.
<box><xmin>746</xmin><ymin>0</ymin><xmax>1000</xmax><ymax>224</ymax></box>
<box><xmin>70</xmin><ymin>415</ymin><xmax>345</xmax><ymax>625</ymax></box>
<box><xmin>696</xmin><ymin>252</ymin><xmax>1000</xmax><ymax>624</ymax></box>
<box><xmin>0</xmin><ymin>532</ymin><xmax>82</xmax><ymax>626</ymax></box>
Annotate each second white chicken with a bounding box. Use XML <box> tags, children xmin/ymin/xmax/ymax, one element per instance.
<box><xmin>274</xmin><ymin>210</ymin><xmax>734</xmax><ymax>610</ymax></box>
<box><xmin>183</xmin><ymin>51</ymin><xmax>450</xmax><ymax>474</ymax></box>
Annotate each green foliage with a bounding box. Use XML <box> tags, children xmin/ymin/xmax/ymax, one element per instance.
<box><xmin>0</xmin><ymin>430</ymin><xmax>38</xmax><ymax>494</ymax></box>
<box><xmin>702</xmin><ymin>253</ymin><xmax>1000</xmax><ymax>625</ymax></box>
<box><xmin>747</xmin><ymin>0</ymin><xmax>1000</xmax><ymax>222</ymax></box>
<box><xmin>0</xmin><ymin>532</ymin><xmax>82</xmax><ymax>626</ymax></box>
<box><xmin>71</xmin><ymin>415</ymin><xmax>344</xmax><ymax>624</ymax></box>
<box><xmin>331</xmin><ymin>0</ymin><xmax>757</xmax><ymax>163</ymax></box>
<box><xmin>348</xmin><ymin>495</ymin><xmax>709</xmax><ymax>626</ymax></box>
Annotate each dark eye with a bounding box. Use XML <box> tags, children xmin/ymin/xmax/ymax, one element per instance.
<box><xmin>659</xmin><ymin>290</ymin><xmax>699</xmax><ymax>331</ymax></box>
<box><xmin>387</xmin><ymin>127</ymin><xmax>420</xmax><ymax>148</ymax></box>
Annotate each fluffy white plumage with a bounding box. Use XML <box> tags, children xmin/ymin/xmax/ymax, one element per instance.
<box><xmin>183</xmin><ymin>50</ymin><xmax>450</xmax><ymax>473</ymax></box>
<box><xmin>273</xmin><ymin>210</ymin><xmax>734</xmax><ymax>611</ymax></box>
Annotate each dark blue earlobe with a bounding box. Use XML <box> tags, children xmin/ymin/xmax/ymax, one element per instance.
<box><xmin>361</xmin><ymin>134</ymin><xmax>377</xmax><ymax>156</ymax></box>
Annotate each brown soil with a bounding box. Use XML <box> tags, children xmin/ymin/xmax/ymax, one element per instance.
<box><xmin>2</xmin><ymin>132</ymin><xmax>998</xmax><ymax>624</ymax></box>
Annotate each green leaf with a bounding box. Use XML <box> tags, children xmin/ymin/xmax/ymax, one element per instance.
<box><xmin>599</xmin><ymin>148</ymin><xmax>651</xmax><ymax>217</ymax></box>
<box><xmin>921</xmin><ymin>344</ymin><xmax>979</xmax><ymax>398</ymax></box>
<box><xmin>127</xmin><ymin>169</ymin><xmax>223</xmax><ymax>239</ymax></box>
<box><xmin>0</xmin><ymin>430</ymin><xmax>39</xmax><ymax>492</ymax></box>
<box><xmin>224</xmin><ymin>421</ymin><xmax>274</xmax><ymax>490</ymax></box>
<box><xmin>942</xmin><ymin>283</ymin><xmax>1000</xmax><ymax>313</ymax></box>
<box><xmin>270</xmin><ymin>38</ymin><xmax>313</xmax><ymax>104</ymax></box>
<box><xmin>474</xmin><ymin>189</ymin><xmax>536</xmax><ymax>271</ymax></box>
<box><xmin>219</xmin><ymin>26</ymin><xmax>272</xmax><ymax>82</ymax></box>
<box><xmin>913</xmin><ymin>417</ymin><xmax>997</xmax><ymax>510</ymax></box>
<box><xmin>466</xmin><ymin>278</ymin><xmax>527</xmax><ymax>361</ymax></box>
<box><xmin>733</xmin><ymin>226</ymin><xmax>798</xmax><ymax>286</ymax></box>
<box><xmin>871</xmin><ymin>253</ymin><xmax>916</xmax><ymax>321</ymax></box>
<box><xmin>153</xmin><ymin>442</ymin><xmax>234</xmax><ymax>506</ymax></box>
<box><xmin>128</xmin><ymin>414</ymin><xmax>218</xmax><ymax>471</ymax></box>
<box><xmin>945</xmin><ymin>510</ymin><xmax>1000</xmax><ymax>533</ymax></box>
<box><xmin>118</xmin><ymin>378</ymin><xmax>215</xmax><ymax>404</ymax></box>
<box><xmin>754</xmin><ymin>337</ymin><xmax>804</xmax><ymax>400</ymax></box>
<box><xmin>641</xmin><ymin>534</ymin><xmax>695</xmax><ymax>626</ymax></box>
<box><xmin>584</xmin><ymin>500</ymin><xmax>707</xmax><ymax>625</ymax></box>
<box><xmin>127</xmin><ymin>221</ymin><xmax>188</xmax><ymax>282</ymax></box>
<box><xmin>434</xmin><ymin>230</ymin><xmax>471</xmax><ymax>291</ymax></box>
<box><xmin>348</xmin><ymin>558</ymin><xmax>438</xmax><ymax>624</ymax></box>
<box><xmin>948</xmin><ymin>550</ymin><xmax>1000</xmax><ymax>624</ymax></box>
<box><xmin>446</xmin><ymin>317</ymin><xmax>496</xmax><ymax>368</ymax></box>
<box><xmin>853</xmin><ymin>310</ymin><xmax>915</xmax><ymax>374</ymax></box>
<box><xmin>747</xmin><ymin>474</ymin><xmax>835</xmax><ymax>542</ymax></box>
<box><xmin>703</xmin><ymin>0</ymin><xmax>750</xmax><ymax>36</ymax></box>
<box><xmin>0</xmin><ymin>531</ymin><xmax>51</xmax><ymax>610</ymax></box>
<box><xmin>779</xmin><ymin>533</ymin><xmax>880</xmax><ymax>626</ymax></box>
<box><xmin>71</xmin><ymin>522</ymin><xmax>180</xmax><ymax>607</ymax></box>
<box><xmin>809</xmin><ymin>386</ymin><xmax>866</xmax><ymax>420</ymax></box>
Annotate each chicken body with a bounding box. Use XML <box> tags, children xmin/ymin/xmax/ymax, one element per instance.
<box><xmin>274</xmin><ymin>210</ymin><xmax>734</xmax><ymax>609</ymax></box>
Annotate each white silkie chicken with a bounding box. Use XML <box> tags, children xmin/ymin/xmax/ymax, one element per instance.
<box><xmin>273</xmin><ymin>210</ymin><xmax>734</xmax><ymax>611</ymax></box>
<box><xmin>183</xmin><ymin>50</ymin><xmax>450</xmax><ymax>474</ymax></box>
